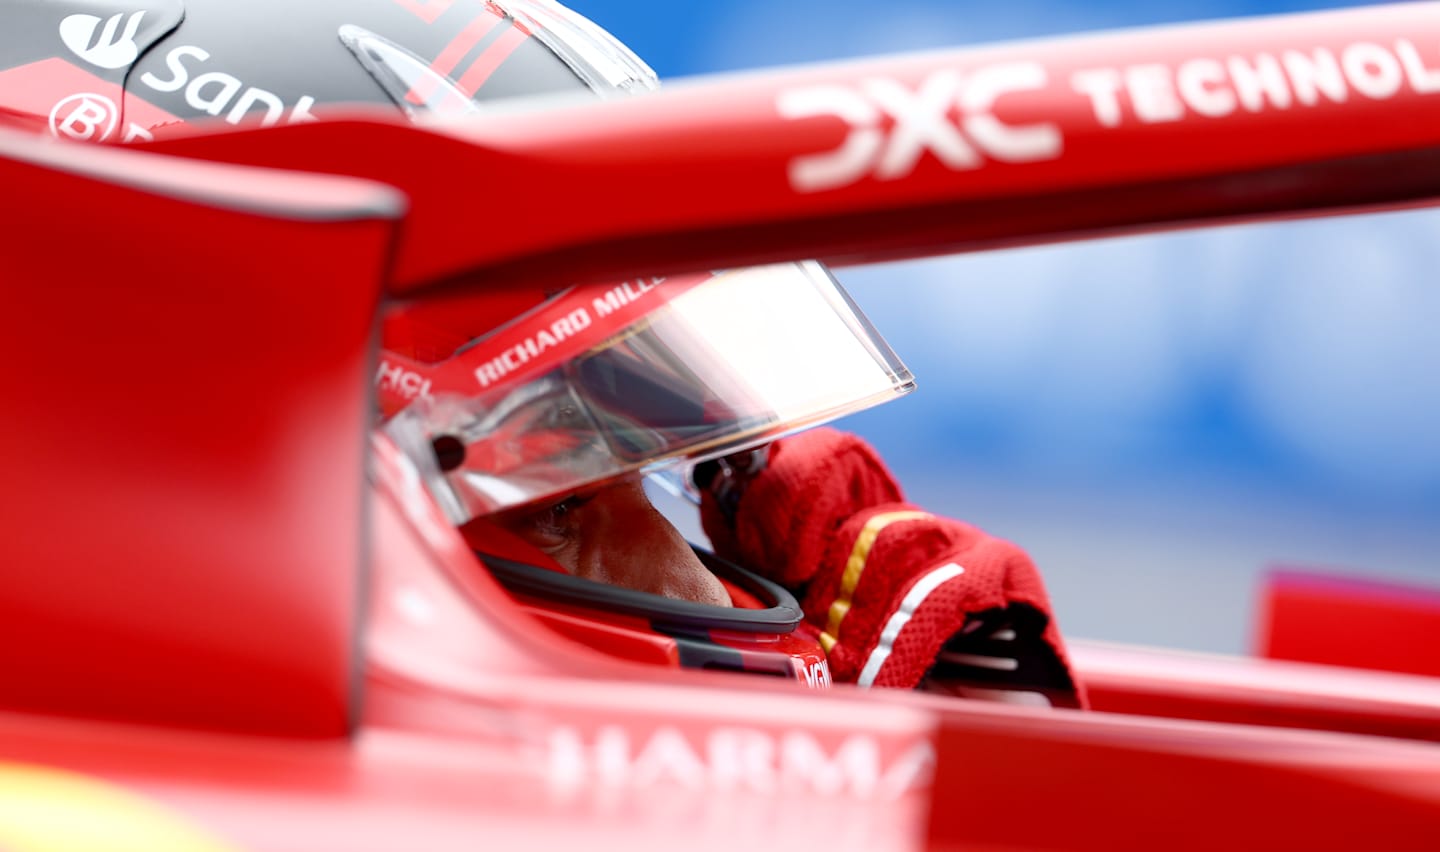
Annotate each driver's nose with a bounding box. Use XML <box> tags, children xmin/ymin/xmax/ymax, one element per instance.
<box><xmin>573</xmin><ymin>479</ymin><xmax>731</xmax><ymax>608</ymax></box>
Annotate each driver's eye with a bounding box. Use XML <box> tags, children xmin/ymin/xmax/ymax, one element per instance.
<box><xmin>515</xmin><ymin>493</ymin><xmax>594</xmax><ymax>547</ymax></box>
<box><xmin>541</xmin><ymin>495</ymin><xmax>585</xmax><ymax>525</ymax></box>
<box><xmin>490</xmin><ymin>486</ymin><xmax>604</xmax><ymax>552</ymax></box>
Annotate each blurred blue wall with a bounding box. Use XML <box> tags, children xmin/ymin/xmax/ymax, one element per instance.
<box><xmin>570</xmin><ymin>0</ymin><xmax>1439</xmax><ymax>653</ymax></box>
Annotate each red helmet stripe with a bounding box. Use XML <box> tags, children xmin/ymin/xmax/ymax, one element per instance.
<box><xmin>436</xmin><ymin>273</ymin><xmax>710</xmax><ymax>396</ymax></box>
<box><xmin>455</xmin><ymin>22</ymin><xmax>530</xmax><ymax>97</ymax></box>
<box><xmin>376</xmin><ymin>273</ymin><xmax>715</xmax><ymax>417</ymax></box>
<box><xmin>393</xmin><ymin>0</ymin><xmax>458</xmax><ymax>25</ymax></box>
<box><xmin>431</xmin><ymin>8</ymin><xmax>505</xmax><ymax>78</ymax></box>
<box><xmin>404</xmin><ymin>8</ymin><xmax>505</xmax><ymax>106</ymax></box>
<box><xmin>0</xmin><ymin>58</ymin><xmax>181</xmax><ymax>142</ymax></box>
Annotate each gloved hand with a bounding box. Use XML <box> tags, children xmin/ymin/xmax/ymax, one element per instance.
<box><xmin>696</xmin><ymin>427</ymin><xmax>903</xmax><ymax>588</ymax></box>
<box><xmin>697</xmin><ymin>427</ymin><xmax>1084</xmax><ymax>705</ymax></box>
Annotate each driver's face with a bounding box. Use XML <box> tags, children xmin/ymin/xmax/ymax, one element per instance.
<box><xmin>491</xmin><ymin>476</ymin><xmax>731</xmax><ymax>608</ymax></box>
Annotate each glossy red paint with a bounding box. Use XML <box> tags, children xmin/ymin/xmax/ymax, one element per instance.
<box><xmin>1259</xmin><ymin>569</ymin><xmax>1440</xmax><ymax>678</ymax></box>
<box><xmin>140</xmin><ymin>3</ymin><xmax>1440</xmax><ymax>294</ymax></box>
<box><xmin>3</xmin><ymin>4</ymin><xmax>1440</xmax><ymax>850</ymax></box>
<box><xmin>1076</xmin><ymin>641</ymin><xmax>1440</xmax><ymax>742</ymax></box>
<box><xmin>927</xmin><ymin>693</ymin><xmax>1440</xmax><ymax>850</ymax></box>
<box><xmin>0</xmin><ymin>130</ymin><xmax>399</xmax><ymax>738</ymax></box>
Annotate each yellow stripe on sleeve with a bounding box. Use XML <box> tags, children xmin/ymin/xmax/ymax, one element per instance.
<box><xmin>819</xmin><ymin>510</ymin><xmax>931</xmax><ymax>654</ymax></box>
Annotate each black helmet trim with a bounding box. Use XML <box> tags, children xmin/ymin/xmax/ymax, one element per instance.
<box><xmin>671</xmin><ymin>635</ymin><xmax>794</xmax><ymax>679</ymax></box>
<box><xmin>477</xmin><ymin>547</ymin><xmax>805</xmax><ymax>633</ymax></box>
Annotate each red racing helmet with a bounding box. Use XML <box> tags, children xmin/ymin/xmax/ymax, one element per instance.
<box><xmin>384</xmin><ymin>260</ymin><xmax>914</xmax><ymax>685</ymax></box>
<box><xmin>0</xmin><ymin>0</ymin><xmax>915</xmax><ymax>686</ymax></box>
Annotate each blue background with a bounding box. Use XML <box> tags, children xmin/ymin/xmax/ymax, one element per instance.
<box><xmin>569</xmin><ymin>0</ymin><xmax>1440</xmax><ymax>653</ymax></box>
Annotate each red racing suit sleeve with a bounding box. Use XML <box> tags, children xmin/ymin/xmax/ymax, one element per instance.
<box><xmin>699</xmin><ymin>427</ymin><xmax>1085</xmax><ymax>708</ymax></box>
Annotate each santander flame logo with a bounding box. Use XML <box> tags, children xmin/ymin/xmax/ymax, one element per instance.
<box><xmin>60</xmin><ymin>10</ymin><xmax>147</xmax><ymax>70</ymax></box>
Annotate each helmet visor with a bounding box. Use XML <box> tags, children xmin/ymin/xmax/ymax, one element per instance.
<box><xmin>388</xmin><ymin>261</ymin><xmax>913</xmax><ymax>522</ymax></box>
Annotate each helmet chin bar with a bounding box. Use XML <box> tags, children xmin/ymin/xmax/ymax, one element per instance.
<box><xmin>479</xmin><ymin>546</ymin><xmax>831</xmax><ymax>683</ymax></box>
<box><xmin>479</xmin><ymin>547</ymin><xmax>803</xmax><ymax>632</ymax></box>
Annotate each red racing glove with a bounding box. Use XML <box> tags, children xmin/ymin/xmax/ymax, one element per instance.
<box><xmin>699</xmin><ymin>428</ymin><xmax>1084</xmax><ymax>707</ymax></box>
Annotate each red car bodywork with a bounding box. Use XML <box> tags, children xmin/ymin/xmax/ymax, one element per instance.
<box><xmin>3</xmin><ymin>3</ymin><xmax>1440</xmax><ymax>849</ymax></box>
